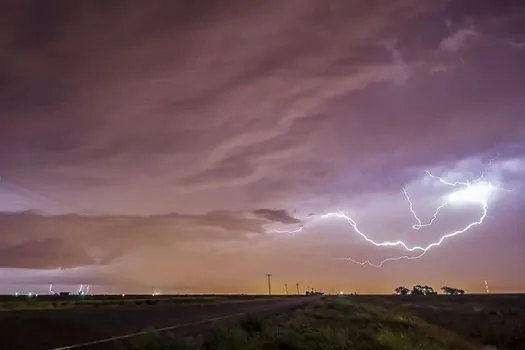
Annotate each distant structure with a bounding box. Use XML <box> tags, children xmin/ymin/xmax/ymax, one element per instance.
<box><xmin>296</xmin><ymin>282</ymin><xmax>300</xmax><ymax>295</ymax></box>
<box><xmin>265</xmin><ymin>274</ymin><xmax>272</xmax><ymax>296</ymax></box>
<box><xmin>284</xmin><ymin>284</ymin><xmax>288</xmax><ymax>296</ymax></box>
<box><xmin>485</xmin><ymin>280</ymin><xmax>490</xmax><ymax>293</ymax></box>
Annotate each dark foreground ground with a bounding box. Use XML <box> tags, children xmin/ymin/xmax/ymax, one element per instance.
<box><xmin>0</xmin><ymin>294</ymin><xmax>282</xmax><ymax>311</ymax></box>
<box><xmin>0</xmin><ymin>296</ymin><xmax>313</xmax><ymax>350</ymax></box>
<box><xmin>2</xmin><ymin>294</ymin><xmax>524</xmax><ymax>350</ymax></box>
<box><xmin>136</xmin><ymin>294</ymin><xmax>525</xmax><ymax>350</ymax></box>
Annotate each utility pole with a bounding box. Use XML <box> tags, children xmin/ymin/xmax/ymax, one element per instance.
<box><xmin>296</xmin><ymin>282</ymin><xmax>300</xmax><ymax>295</ymax></box>
<box><xmin>265</xmin><ymin>274</ymin><xmax>272</xmax><ymax>296</ymax></box>
<box><xmin>284</xmin><ymin>284</ymin><xmax>288</xmax><ymax>295</ymax></box>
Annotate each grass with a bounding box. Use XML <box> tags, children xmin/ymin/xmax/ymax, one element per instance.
<box><xmin>132</xmin><ymin>296</ymin><xmax>525</xmax><ymax>350</ymax></box>
<box><xmin>0</xmin><ymin>295</ymin><xmax>279</xmax><ymax>311</ymax></box>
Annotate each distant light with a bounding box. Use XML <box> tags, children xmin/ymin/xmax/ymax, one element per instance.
<box><xmin>121</xmin><ymin>294</ymin><xmax>126</xmax><ymax>297</ymax></box>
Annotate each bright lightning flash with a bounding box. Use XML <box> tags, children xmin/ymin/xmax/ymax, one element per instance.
<box><xmin>266</xmin><ymin>168</ymin><xmax>515</xmax><ymax>268</ymax></box>
<box><xmin>447</xmin><ymin>181</ymin><xmax>492</xmax><ymax>203</ymax></box>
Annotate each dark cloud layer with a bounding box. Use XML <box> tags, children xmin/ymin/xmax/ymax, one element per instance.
<box><xmin>253</xmin><ymin>209</ymin><xmax>300</xmax><ymax>225</ymax></box>
<box><xmin>1</xmin><ymin>0</ymin><xmax>525</xmax><ymax>293</ymax></box>
<box><xmin>0</xmin><ymin>208</ymin><xmax>293</xmax><ymax>269</ymax></box>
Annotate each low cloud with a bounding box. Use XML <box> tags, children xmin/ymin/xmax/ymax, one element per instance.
<box><xmin>0</xmin><ymin>209</ymin><xmax>292</xmax><ymax>269</ymax></box>
<box><xmin>253</xmin><ymin>209</ymin><xmax>301</xmax><ymax>224</ymax></box>
<box><xmin>440</xmin><ymin>23</ymin><xmax>478</xmax><ymax>52</ymax></box>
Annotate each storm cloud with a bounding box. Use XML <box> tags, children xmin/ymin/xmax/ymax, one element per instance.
<box><xmin>1</xmin><ymin>0</ymin><xmax>524</xmax><ymax>293</ymax></box>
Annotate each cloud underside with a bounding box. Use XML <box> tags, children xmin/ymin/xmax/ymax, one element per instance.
<box><xmin>0</xmin><ymin>209</ymin><xmax>301</xmax><ymax>269</ymax></box>
<box><xmin>0</xmin><ymin>1</ymin><xmax>523</xmax><ymax>209</ymax></box>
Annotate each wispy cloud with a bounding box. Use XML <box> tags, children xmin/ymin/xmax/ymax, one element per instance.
<box><xmin>1</xmin><ymin>0</ymin><xmax>525</xmax><ymax>292</ymax></box>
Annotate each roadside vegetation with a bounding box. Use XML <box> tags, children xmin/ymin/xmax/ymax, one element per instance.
<box><xmin>0</xmin><ymin>296</ymin><xmax>221</xmax><ymax>311</ymax></box>
<box><xmin>134</xmin><ymin>295</ymin><xmax>525</xmax><ymax>350</ymax></box>
<box><xmin>0</xmin><ymin>295</ymin><xmax>282</xmax><ymax>311</ymax></box>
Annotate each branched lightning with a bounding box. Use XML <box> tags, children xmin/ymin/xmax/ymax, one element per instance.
<box><xmin>425</xmin><ymin>170</ymin><xmax>473</xmax><ymax>187</ymax></box>
<box><xmin>337</xmin><ymin>200</ymin><xmax>488</xmax><ymax>267</ymax></box>
<box><xmin>266</xmin><ymin>163</ymin><xmax>518</xmax><ymax>268</ymax></box>
<box><xmin>402</xmin><ymin>187</ymin><xmax>449</xmax><ymax>230</ymax></box>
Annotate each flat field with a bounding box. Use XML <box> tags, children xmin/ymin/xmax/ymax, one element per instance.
<box><xmin>138</xmin><ymin>294</ymin><xmax>525</xmax><ymax>350</ymax></box>
<box><xmin>0</xmin><ymin>294</ymin><xmax>277</xmax><ymax>311</ymax></box>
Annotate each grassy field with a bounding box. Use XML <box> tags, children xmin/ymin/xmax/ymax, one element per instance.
<box><xmin>134</xmin><ymin>294</ymin><xmax>525</xmax><ymax>350</ymax></box>
<box><xmin>0</xmin><ymin>294</ymin><xmax>287</xmax><ymax>311</ymax></box>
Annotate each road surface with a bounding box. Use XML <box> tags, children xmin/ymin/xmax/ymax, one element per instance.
<box><xmin>0</xmin><ymin>297</ymin><xmax>315</xmax><ymax>350</ymax></box>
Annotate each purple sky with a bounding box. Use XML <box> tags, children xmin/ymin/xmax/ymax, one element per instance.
<box><xmin>1</xmin><ymin>0</ymin><xmax>524</xmax><ymax>294</ymax></box>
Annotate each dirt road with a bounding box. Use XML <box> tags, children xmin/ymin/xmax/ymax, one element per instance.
<box><xmin>0</xmin><ymin>296</ymin><xmax>315</xmax><ymax>350</ymax></box>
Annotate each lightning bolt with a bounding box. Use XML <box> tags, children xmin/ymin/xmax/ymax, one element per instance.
<box><xmin>266</xmin><ymin>164</ymin><xmax>517</xmax><ymax>268</ymax></box>
<box><xmin>402</xmin><ymin>187</ymin><xmax>449</xmax><ymax>230</ymax></box>
<box><xmin>335</xmin><ymin>200</ymin><xmax>487</xmax><ymax>267</ymax></box>
<box><xmin>267</xmin><ymin>225</ymin><xmax>305</xmax><ymax>234</ymax></box>
<box><xmin>425</xmin><ymin>170</ymin><xmax>473</xmax><ymax>186</ymax></box>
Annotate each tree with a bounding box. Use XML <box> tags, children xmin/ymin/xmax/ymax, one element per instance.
<box><xmin>411</xmin><ymin>285</ymin><xmax>437</xmax><ymax>296</ymax></box>
<box><xmin>441</xmin><ymin>286</ymin><xmax>465</xmax><ymax>295</ymax></box>
<box><xmin>395</xmin><ymin>286</ymin><xmax>410</xmax><ymax>295</ymax></box>
<box><xmin>422</xmin><ymin>285</ymin><xmax>437</xmax><ymax>295</ymax></box>
<box><xmin>411</xmin><ymin>285</ymin><xmax>425</xmax><ymax>295</ymax></box>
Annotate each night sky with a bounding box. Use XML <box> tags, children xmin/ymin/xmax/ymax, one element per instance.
<box><xmin>1</xmin><ymin>0</ymin><xmax>524</xmax><ymax>295</ymax></box>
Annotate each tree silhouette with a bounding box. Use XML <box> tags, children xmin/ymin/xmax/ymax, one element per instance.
<box><xmin>411</xmin><ymin>285</ymin><xmax>437</xmax><ymax>296</ymax></box>
<box><xmin>394</xmin><ymin>286</ymin><xmax>410</xmax><ymax>295</ymax></box>
<box><xmin>441</xmin><ymin>286</ymin><xmax>465</xmax><ymax>295</ymax></box>
<box><xmin>411</xmin><ymin>285</ymin><xmax>424</xmax><ymax>295</ymax></box>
